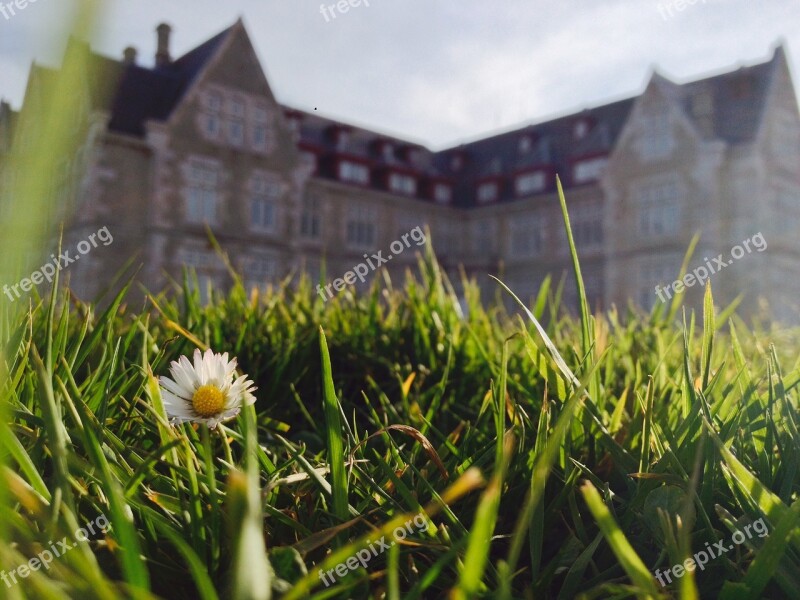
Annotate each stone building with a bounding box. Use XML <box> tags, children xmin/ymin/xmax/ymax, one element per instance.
<box><xmin>1</xmin><ymin>20</ymin><xmax>798</xmax><ymax>319</ymax></box>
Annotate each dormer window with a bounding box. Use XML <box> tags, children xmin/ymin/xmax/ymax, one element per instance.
<box><xmin>433</xmin><ymin>183</ymin><xmax>452</xmax><ymax>204</ymax></box>
<box><xmin>338</xmin><ymin>160</ymin><xmax>370</xmax><ymax>184</ymax></box>
<box><xmin>284</xmin><ymin>110</ymin><xmax>303</xmax><ymax>138</ymax></box>
<box><xmin>515</xmin><ymin>171</ymin><xmax>546</xmax><ymax>196</ymax></box>
<box><xmin>388</xmin><ymin>172</ymin><xmax>416</xmax><ymax>196</ymax></box>
<box><xmin>573</xmin><ymin>120</ymin><xmax>589</xmax><ymax>140</ymax></box>
<box><xmin>403</xmin><ymin>148</ymin><xmax>421</xmax><ymax>164</ymax></box>
<box><xmin>477</xmin><ymin>181</ymin><xmax>499</xmax><ymax>204</ymax></box>
<box><xmin>336</xmin><ymin>130</ymin><xmax>350</xmax><ymax>150</ymax></box>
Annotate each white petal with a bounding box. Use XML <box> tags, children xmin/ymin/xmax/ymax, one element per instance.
<box><xmin>210</xmin><ymin>408</ymin><xmax>241</xmax><ymax>428</ymax></box>
<box><xmin>193</xmin><ymin>349</ymin><xmax>206</xmax><ymax>382</ymax></box>
<box><xmin>177</xmin><ymin>355</ymin><xmax>200</xmax><ymax>388</ymax></box>
<box><xmin>211</xmin><ymin>354</ymin><xmax>226</xmax><ymax>385</ymax></box>
<box><xmin>160</xmin><ymin>376</ymin><xmax>193</xmax><ymax>401</ymax></box>
<box><xmin>170</xmin><ymin>414</ymin><xmax>197</xmax><ymax>425</ymax></box>
<box><xmin>225</xmin><ymin>357</ymin><xmax>238</xmax><ymax>378</ymax></box>
<box><xmin>160</xmin><ymin>390</ymin><xmax>194</xmax><ymax>416</ymax></box>
<box><xmin>170</xmin><ymin>361</ymin><xmax>198</xmax><ymax>393</ymax></box>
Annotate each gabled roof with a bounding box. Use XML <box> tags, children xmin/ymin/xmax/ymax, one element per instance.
<box><xmin>677</xmin><ymin>49</ymin><xmax>778</xmax><ymax>143</ymax></box>
<box><xmin>105</xmin><ymin>24</ymin><xmax>234</xmax><ymax>135</ymax></box>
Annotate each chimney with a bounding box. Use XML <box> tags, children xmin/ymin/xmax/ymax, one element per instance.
<box><xmin>155</xmin><ymin>23</ymin><xmax>172</xmax><ymax>68</ymax></box>
<box><xmin>123</xmin><ymin>46</ymin><xmax>137</xmax><ymax>66</ymax></box>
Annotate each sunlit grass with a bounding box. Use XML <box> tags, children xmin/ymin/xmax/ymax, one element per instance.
<box><xmin>0</xmin><ymin>222</ymin><xmax>798</xmax><ymax>598</ymax></box>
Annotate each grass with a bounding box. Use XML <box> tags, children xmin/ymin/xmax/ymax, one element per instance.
<box><xmin>0</xmin><ymin>199</ymin><xmax>799</xmax><ymax>599</ymax></box>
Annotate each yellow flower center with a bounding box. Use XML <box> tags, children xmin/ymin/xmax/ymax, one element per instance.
<box><xmin>192</xmin><ymin>385</ymin><xmax>226</xmax><ymax>418</ymax></box>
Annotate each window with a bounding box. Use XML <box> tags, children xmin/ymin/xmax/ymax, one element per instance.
<box><xmin>339</xmin><ymin>161</ymin><xmax>370</xmax><ymax>184</ymax></box>
<box><xmin>253</xmin><ymin>125</ymin><xmax>267</xmax><ymax>146</ymax></box>
<box><xmin>571</xmin><ymin>205</ymin><xmax>604</xmax><ymax>249</ymax></box>
<box><xmin>252</xmin><ymin>105</ymin><xmax>274</xmax><ymax>152</ymax></box>
<box><xmin>286</xmin><ymin>115</ymin><xmax>301</xmax><ymax>135</ymax></box>
<box><xmin>301</xmin><ymin>194</ymin><xmax>322</xmax><ymax>239</ymax></box>
<box><xmin>640</xmin><ymin>112</ymin><xmax>674</xmax><ymax>160</ymax></box>
<box><xmin>433</xmin><ymin>183</ymin><xmax>452</xmax><ymax>204</ymax></box>
<box><xmin>229</xmin><ymin>98</ymin><xmax>245</xmax><ymax>118</ymax></box>
<box><xmin>346</xmin><ymin>205</ymin><xmax>377</xmax><ymax>248</ymax></box>
<box><xmin>186</xmin><ymin>164</ymin><xmax>219</xmax><ymax>224</ymax></box>
<box><xmin>179</xmin><ymin>247</ymin><xmax>217</xmax><ymax>270</ymax></box>
<box><xmin>202</xmin><ymin>91</ymin><xmax>222</xmax><ymax>138</ymax></box>
<box><xmin>250</xmin><ymin>175</ymin><xmax>281</xmax><ymax>232</ymax></box>
<box><xmin>229</xmin><ymin>120</ymin><xmax>244</xmax><ymax>146</ymax></box>
<box><xmin>574</xmin><ymin>120</ymin><xmax>589</xmax><ymax>140</ymax></box>
<box><xmin>510</xmin><ymin>214</ymin><xmax>545</xmax><ymax>257</ymax></box>
<box><xmin>635</xmin><ymin>179</ymin><xmax>681</xmax><ymax>236</ymax></box>
<box><xmin>470</xmin><ymin>219</ymin><xmax>497</xmax><ymax>254</ymax></box>
<box><xmin>519</xmin><ymin>136</ymin><xmax>533</xmax><ymax>153</ymax></box>
<box><xmin>405</xmin><ymin>148</ymin><xmax>422</xmax><ymax>164</ymax></box>
<box><xmin>573</xmin><ymin>158</ymin><xmax>607</xmax><ymax>184</ymax></box>
<box><xmin>477</xmin><ymin>182</ymin><xmax>499</xmax><ymax>204</ymax></box>
<box><xmin>389</xmin><ymin>173</ymin><xmax>416</xmax><ymax>196</ymax></box>
<box><xmin>253</xmin><ymin>105</ymin><xmax>268</xmax><ymax>122</ymax></box>
<box><xmin>335</xmin><ymin>130</ymin><xmax>350</xmax><ymax>150</ymax></box>
<box><xmin>204</xmin><ymin>114</ymin><xmax>220</xmax><ymax>137</ymax></box>
<box><xmin>206</xmin><ymin>92</ymin><xmax>222</xmax><ymax>111</ymax></box>
<box><xmin>244</xmin><ymin>255</ymin><xmax>277</xmax><ymax>293</ymax></box>
<box><xmin>515</xmin><ymin>171</ymin><xmax>546</xmax><ymax>196</ymax></box>
<box><xmin>251</xmin><ymin>198</ymin><xmax>275</xmax><ymax>230</ymax></box>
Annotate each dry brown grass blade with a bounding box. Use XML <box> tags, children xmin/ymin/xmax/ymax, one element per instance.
<box><xmin>351</xmin><ymin>424</ymin><xmax>450</xmax><ymax>480</ymax></box>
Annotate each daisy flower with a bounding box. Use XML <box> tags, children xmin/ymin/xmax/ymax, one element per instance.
<box><xmin>159</xmin><ymin>348</ymin><xmax>257</xmax><ymax>428</ymax></box>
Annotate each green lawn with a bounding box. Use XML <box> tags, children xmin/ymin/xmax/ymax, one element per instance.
<box><xmin>1</xmin><ymin>209</ymin><xmax>799</xmax><ymax>599</ymax></box>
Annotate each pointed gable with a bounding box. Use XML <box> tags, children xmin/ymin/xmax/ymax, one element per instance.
<box><xmin>105</xmin><ymin>23</ymin><xmax>235</xmax><ymax>136</ymax></box>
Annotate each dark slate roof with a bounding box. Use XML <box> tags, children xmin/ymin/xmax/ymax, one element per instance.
<box><xmin>433</xmin><ymin>98</ymin><xmax>636</xmax><ymax>206</ymax></box>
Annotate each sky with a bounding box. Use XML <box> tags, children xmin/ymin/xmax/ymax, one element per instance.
<box><xmin>0</xmin><ymin>0</ymin><xmax>798</xmax><ymax>150</ymax></box>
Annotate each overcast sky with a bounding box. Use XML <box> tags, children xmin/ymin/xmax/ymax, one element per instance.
<box><xmin>1</xmin><ymin>0</ymin><xmax>798</xmax><ymax>150</ymax></box>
